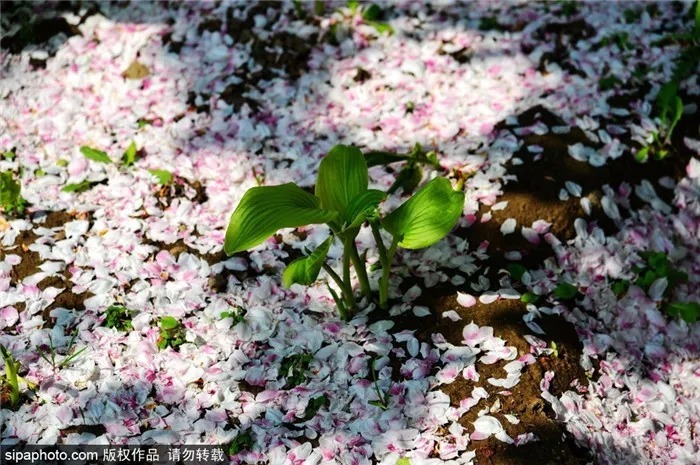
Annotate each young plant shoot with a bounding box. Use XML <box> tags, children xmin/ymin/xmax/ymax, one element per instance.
<box><xmin>224</xmin><ymin>144</ymin><xmax>464</xmax><ymax>319</ymax></box>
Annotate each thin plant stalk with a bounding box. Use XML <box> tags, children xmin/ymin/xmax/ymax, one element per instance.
<box><xmin>349</xmin><ymin>241</ymin><xmax>371</xmax><ymax>298</ymax></box>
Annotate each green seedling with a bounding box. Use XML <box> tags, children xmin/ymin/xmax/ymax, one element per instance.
<box><xmin>0</xmin><ymin>171</ymin><xmax>28</xmax><ymax>216</ymax></box>
<box><xmin>220</xmin><ymin>307</ymin><xmax>246</xmax><ymax>326</ymax></box>
<box><xmin>3</xmin><ymin>150</ymin><xmax>15</xmax><ymax>160</ymax></box>
<box><xmin>224</xmin><ymin>144</ymin><xmax>463</xmax><ymax>319</ymax></box>
<box><xmin>666</xmin><ymin>302</ymin><xmax>700</xmax><ymax>323</ymax></box>
<box><xmin>299</xmin><ymin>395</ymin><xmax>328</xmax><ymax>422</ymax></box>
<box><xmin>104</xmin><ymin>305</ymin><xmax>133</xmax><ymax>332</ymax></box>
<box><xmin>1</xmin><ymin>344</ymin><xmax>36</xmax><ymax>408</ymax></box>
<box><xmin>280</xmin><ymin>352</ymin><xmax>313</xmax><ymax>388</ymax></box>
<box><xmin>368</xmin><ymin>357</ymin><xmax>390</xmax><ymax>410</ymax></box>
<box><xmin>122</xmin><ymin>141</ymin><xmax>138</xmax><ymax>167</ymax></box>
<box><xmin>62</xmin><ymin>180</ymin><xmax>97</xmax><ymax>193</ymax></box>
<box><xmin>80</xmin><ymin>146</ymin><xmax>112</xmax><ymax>164</ymax></box>
<box><xmin>553</xmin><ymin>282</ymin><xmax>579</xmax><ymax>300</ymax></box>
<box><xmin>549</xmin><ymin>341</ymin><xmax>559</xmax><ymax>358</ymax></box>
<box><xmin>520</xmin><ymin>292</ymin><xmax>540</xmax><ymax>304</ymax></box>
<box><xmin>633</xmin><ymin>251</ymin><xmax>697</xmax><ymax>323</ymax></box>
<box><xmin>157</xmin><ymin>316</ymin><xmax>186</xmax><ymax>350</ymax></box>
<box><xmin>148</xmin><ymin>169</ymin><xmax>173</xmax><ymax>185</ymax></box>
<box><xmin>226</xmin><ymin>430</ymin><xmax>253</xmax><ymax>456</ymax></box>
<box><xmin>36</xmin><ymin>329</ymin><xmax>87</xmax><ymax>371</ymax></box>
<box><xmin>507</xmin><ymin>263</ymin><xmax>528</xmax><ymax>282</ymax></box>
<box><xmin>361</xmin><ymin>3</ymin><xmax>394</xmax><ymax>35</ymax></box>
<box><xmin>634</xmin><ymin>251</ymin><xmax>688</xmax><ymax>294</ymax></box>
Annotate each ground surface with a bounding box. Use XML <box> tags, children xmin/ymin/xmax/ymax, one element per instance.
<box><xmin>1</xmin><ymin>2</ymin><xmax>699</xmax><ymax>465</ymax></box>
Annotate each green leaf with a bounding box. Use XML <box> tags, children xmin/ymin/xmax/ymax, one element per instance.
<box><xmin>80</xmin><ymin>146</ymin><xmax>112</xmax><ymax>164</ymax></box>
<box><xmin>160</xmin><ymin>316</ymin><xmax>179</xmax><ymax>330</ymax></box>
<box><xmin>665</xmin><ymin>95</ymin><xmax>683</xmax><ymax>141</ymax></box>
<box><xmin>62</xmin><ymin>181</ymin><xmax>96</xmax><ymax>193</ymax></box>
<box><xmin>0</xmin><ymin>172</ymin><xmax>26</xmax><ymax>215</ymax></box>
<box><xmin>520</xmin><ymin>292</ymin><xmax>539</xmax><ymax>304</ymax></box>
<box><xmin>364</xmin><ymin>151</ymin><xmax>412</xmax><ymax>167</ymax></box>
<box><xmin>382</xmin><ymin>177</ymin><xmax>465</xmax><ymax>249</ymax></box>
<box><xmin>655</xmin><ymin>82</ymin><xmax>678</xmax><ymax>123</ymax></box>
<box><xmin>315</xmin><ymin>145</ymin><xmax>369</xmax><ymax>223</ymax></box>
<box><xmin>553</xmin><ymin>282</ymin><xmax>578</xmax><ymax>300</ymax></box>
<box><xmin>345</xmin><ymin>189</ymin><xmax>386</xmax><ymax>229</ymax></box>
<box><xmin>388</xmin><ymin>163</ymin><xmax>422</xmax><ymax>195</ymax></box>
<box><xmin>696</xmin><ymin>0</ymin><xmax>700</xmax><ymax>34</ymax></box>
<box><xmin>122</xmin><ymin>141</ymin><xmax>138</xmax><ymax>167</ymax></box>
<box><xmin>283</xmin><ymin>236</ymin><xmax>333</xmax><ymax>287</ymax></box>
<box><xmin>3</xmin><ymin>150</ymin><xmax>15</xmax><ymax>160</ymax></box>
<box><xmin>368</xmin><ymin>21</ymin><xmax>394</xmax><ymax>35</ymax></box>
<box><xmin>225</xmin><ymin>183</ymin><xmax>337</xmax><ymax>255</ymax></box>
<box><xmin>148</xmin><ymin>169</ymin><xmax>173</xmax><ymax>185</ymax></box>
<box><xmin>507</xmin><ymin>263</ymin><xmax>527</xmax><ymax>282</ymax></box>
<box><xmin>634</xmin><ymin>146</ymin><xmax>650</xmax><ymax>163</ymax></box>
<box><xmin>362</xmin><ymin>4</ymin><xmax>382</xmax><ymax>21</ymax></box>
<box><xmin>666</xmin><ymin>302</ymin><xmax>700</xmax><ymax>323</ymax></box>
<box><xmin>396</xmin><ymin>458</ymin><xmax>411</xmax><ymax>465</ymax></box>
<box><xmin>611</xmin><ymin>280</ymin><xmax>629</xmax><ymax>297</ymax></box>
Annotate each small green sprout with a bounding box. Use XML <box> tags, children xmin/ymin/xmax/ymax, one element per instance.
<box><xmin>62</xmin><ymin>180</ymin><xmax>98</xmax><ymax>193</ymax></box>
<box><xmin>299</xmin><ymin>394</ymin><xmax>328</xmax><ymax>421</ymax></box>
<box><xmin>368</xmin><ymin>357</ymin><xmax>390</xmax><ymax>410</ymax></box>
<box><xmin>80</xmin><ymin>146</ymin><xmax>112</xmax><ymax>164</ymax></box>
<box><xmin>157</xmin><ymin>316</ymin><xmax>186</xmax><ymax>350</ymax></box>
<box><xmin>224</xmin><ymin>144</ymin><xmax>463</xmax><ymax>319</ymax></box>
<box><xmin>520</xmin><ymin>292</ymin><xmax>540</xmax><ymax>304</ymax></box>
<box><xmin>549</xmin><ymin>341</ymin><xmax>559</xmax><ymax>358</ymax></box>
<box><xmin>1</xmin><ymin>344</ymin><xmax>22</xmax><ymax>408</ymax></box>
<box><xmin>104</xmin><ymin>305</ymin><xmax>134</xmax><ymax>332</ymax></box>
<box><xmin>280</xmin><ymin>352</ymin><xmax>313</xmax><ymax>388</ymax></box>
<box><xmin>36</xmin><ymin>329</ymin><xmax>87</xmax><ymax>371</ymax></box>
<box><xmin>3</xmin><ymin>150</ymin><xmax>15</xmax><ymax>160</ymax></box>
<box><xmin>148</xmin><ymin>169</ymin><xmax>173</xmax><ymax>185</ymax></box>
<box><xmin>553</xmin><ymin>282</ymin><xmax>579</xmax><ymax>300</ymax></box>
<box><xmin>122</xmin><ymin>141</ymin><xmax>138</xmax><ymax>167</ymax></box>
<box><xmin>220</xmin><ymin>307</ymin><xmax>246</xmax><ymax>326</ymax></box>
<box><xmin>507</xmin><ymin>263</ymin><xmax>528</xmax><ymax>282</ymax></box>
<box><xmin>0</xmin><ymin>171</ymin><xmax>28</xmax><ymax>216</ymax></box>
<box><xmin>226</xmin><ymin>430</ymin><xmax>254</xmax><ymax>456</ymax></box>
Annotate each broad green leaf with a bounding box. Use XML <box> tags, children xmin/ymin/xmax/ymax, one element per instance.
<box><xmin>62</xmin><ymin>181</ymin><xmax>96</xmax><ymax>193</ymax></box>
<box><xmin>553</xmin><ymin>283</ymin><xmax>578</xmax><ymax>300</ymax></box>
<box><xmin>123</xmin><ymin>141</ymin><xmax>138</xmax><ymax>167</ymax></box>
<box><xmin>382</xmin><ymin>177</ymin><xmax>465</xmax><ymax>249</ymax></box>
<box><xmin>160</xmin><ymin>316</ymin><xmax>179</xmax><ymax>330</ymax></box>
<box><xmin>80</xmin><ymin>146</ymin><xmax>112</xmax><ymax>164</ymax></box>
<box><xmin>148</xmin><ymin>169</ymin><xmax>173</xmax><ymax>185</ymax></box>
<box><xmin>666</xmin><ymin>302</ymin><xmax>700</xmax><ymax>323</ymax></box>
<box><xmin>0</xmin><ymin>172</ymin><xmax>21</xmax><ymax>205</ymax></box>
<box><xmin>315</xmin><ymin>145</ymin><xmax>369</xmax><ymax>223</ymax></box>
<box><xmin>396</xmin><ymin>458</ymin><xmax>411</xmax><ymax>465</ymax></box>
<box><xmin>225</xmin><ymin>183</ymin><xmax>337</xmax><ymax>255</ymax></box>
<box><xmin>283</xmin><ymin>236</ymin><xmax>333</xmax><ymax>287</ymax></box>
<box><xmin>345</xmin><ymin>189</ymin><xmax>386</xmax><ymax>229</ymax></box>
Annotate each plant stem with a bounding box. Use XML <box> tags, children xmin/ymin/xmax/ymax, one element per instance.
<box><xmin>349</xmin><ymin>241</ymin><xmax>371</xmax><ymax>298</ymax></box>
<box><xmin>379</xmin><ymin>236</ymin><xmax>400</xmax><ymax>309</ymax></box>
<box><xmin>322</xmin><ymin>263</ymin><xmax>356</xmax><ymax>319</ymax></box>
